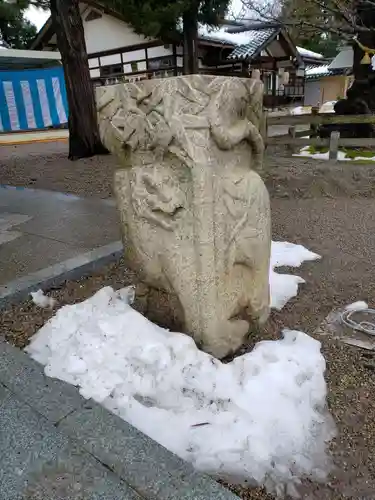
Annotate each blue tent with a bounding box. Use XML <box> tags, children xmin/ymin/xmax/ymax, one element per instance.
<box><xmin>0</xmin><ymin>66</ymin><xmax>68</xmax><ymax>133</ymax></box>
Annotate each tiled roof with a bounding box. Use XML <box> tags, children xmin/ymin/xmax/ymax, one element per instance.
<box><xmin>305</xmin><ymin>64</ymin><xmax>350</xmax><ymax>79</ymax></box>
<box><xmin>227</xmin><ymin>28</ymin><xmax>277</xmax><ymax>60</ymax></box>
<box><xmin>329</xmin><ymin>47</ymin><xmax>352</xmax><ymax>70</ymax></box>
<box><xmin>305</xmin><ymin>63</ymin><xmax>327</xmax><ymax>71</ymax></box>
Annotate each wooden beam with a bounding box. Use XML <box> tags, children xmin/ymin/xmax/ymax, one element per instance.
<box><xmin>267</xmin><ymin>136</ymin><xmax>375</xmax><ymax>148</ymax></box>
<box><xmin>267</xmin><ymin>113</ymin><xmax>375</xmax><ymax>126</ymax></box>
<box><xmin>254</xmin><ymin>56</ymin><xmax>292</xmax><ymax>63</ymax></box>
<box><xmin>88</xmin><ymin>40</ymin><xmax>164</xmax><ymax>59</ymax></box>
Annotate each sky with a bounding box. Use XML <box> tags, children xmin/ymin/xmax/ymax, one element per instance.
<box><xmin>25</xmin><ymin>5</ymin><xmax>50</xmax><ymax>30</ymax></box>
<box><xmin>25</xmin><ymin>0</ymin><xmax>247</xmax><ymax>32</ymax></box>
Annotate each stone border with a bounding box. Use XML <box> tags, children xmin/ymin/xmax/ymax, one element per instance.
<box><xmin>0</xmin><ymin>338</ymin><xmax>239</xmax><ymax>499</ymax></box>
<box><xmin>0</xmin><ymin>240</ymin><xmax>123</xmax><ymax>310</ymax></box>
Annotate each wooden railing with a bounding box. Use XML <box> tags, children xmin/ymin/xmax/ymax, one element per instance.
<box><xmin>266</xmin><ymin>112</ymin><xmax>375</xmax><ymax>159</ymax></box>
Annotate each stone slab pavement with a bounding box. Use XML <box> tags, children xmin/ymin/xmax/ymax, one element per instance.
<box><xmin>0</xmin><ymin>337</ymin><xmax>239</xmax><ymax>500</ymax></box>
<box><xmin>0</xmin><ymin>186</ymin><xmax>121</xmax><ymax>286</ymax></box>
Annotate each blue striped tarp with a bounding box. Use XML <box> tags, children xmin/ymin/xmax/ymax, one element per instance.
<box><xmin>0</xmin><ymin>66</ymin><xmax>68</xmax><ymax>132</ymax></box>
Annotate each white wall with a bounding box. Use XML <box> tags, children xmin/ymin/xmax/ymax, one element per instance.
<box><xmin>82</xmin><ymin>6</ymin><xmax>178</xmax><ymax>79</ymax></box>
<box><xmin>304</xmin><ymin>80</ymin><xmax>321</xmax><ymax>107</ymax></box>
<box><xmin>82</xmin><ymin>9</ymin><xmax>149</xmax><ymax>54</ymax></box>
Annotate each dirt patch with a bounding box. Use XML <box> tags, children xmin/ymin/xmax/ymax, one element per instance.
<box><xmin>265</xmin><ymin>147</ymin><xmax>375</xmax><ymax>199</ymax></box>
<box><xmin>1</xmin><ymin>142</ymin><xmax>375</xmax><ymax>200</ymax></box>
<box><xmin>0</xmin><ymin>142</ymin><xmax>116</xmax><ymax>199</ymax></box>
<box><xmin>2</xmin><ymin>197</ymin><xmax>375</xmax><ymax>499</ymax></box>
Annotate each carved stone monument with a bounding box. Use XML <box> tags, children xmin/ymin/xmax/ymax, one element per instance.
<box><xmin>96</xmin><ymin>75</ymin><xmax>271</xmax><ymax>358</ymax></box>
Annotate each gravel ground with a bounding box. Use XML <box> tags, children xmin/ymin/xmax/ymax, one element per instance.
<box><xmin>2</xmin><ymin>142</ymin><xmax>375</xmax><ymax>499</ymax></box>
<box><xmin>2</xmin><ymin>197</ymin><xmax>375</xmax><ymax>499</ymax></box>
<box><xmin>2</xmin><ymin>141</ymin><xmax>375</xmax><ymax>199</ymax></box>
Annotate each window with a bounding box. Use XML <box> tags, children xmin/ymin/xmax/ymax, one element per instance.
<box><xmin>85</xmin><ymin>9</ymin><xmax>102</xmax><ymax>22</ymax></box>
<box><xmin>148</xmin><ymin>57</ymin><xmax>174</xmax><ymax>71</ymax></box>
<box><xmin>131</xmin><ymin>61</ymin><xmax>138</xmax><ymax>72</ymax></box>
<box><xmin>100</xmin><ymin>64</ymin><xmax>122</xmax><ymax>77</ymax></box>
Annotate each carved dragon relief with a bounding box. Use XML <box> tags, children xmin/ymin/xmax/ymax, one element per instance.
<box><xmin>96</xmin><ymin>75</ymin><xmax>271</xmax><ymax>358</ymax></box>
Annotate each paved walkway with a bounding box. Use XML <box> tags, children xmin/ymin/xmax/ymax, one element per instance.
<box><xmin>0</xmin><ymin>186</ymin><xmax>120</xmax><ymax>286</ymax></box>
<box><xmin>0</xmin><ymin>129</ymin><xmax>68</xmax><ymax>145</ymax></box>
<box><xmin>0</xmin><ymin>337</ymin><xmax>238</xmax><ymax>499</ymax></box>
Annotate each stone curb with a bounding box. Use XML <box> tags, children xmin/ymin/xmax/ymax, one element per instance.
<box><xmin>0</xmin><ymin>340</ymin><xmax>239</xmax><ymax>499</ymax></box>
<box><xmin>0</xmin><ymin>240</ymin><xmax>123</xmax><ymax>310</ymax></box>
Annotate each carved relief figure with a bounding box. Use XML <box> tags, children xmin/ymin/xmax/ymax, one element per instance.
<box><xmin>96</xmin><ymin>75</ymin><xmax>271</xmax><ymax>358</ymax></box>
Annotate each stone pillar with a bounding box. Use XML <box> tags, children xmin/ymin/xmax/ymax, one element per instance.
<box><xmin>96</xmin><ymin>75</ymin><xmax>271</xmax><ymax>359</ymax></box>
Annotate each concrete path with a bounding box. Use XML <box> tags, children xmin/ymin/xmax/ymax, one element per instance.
<box><xmin>0</xmin><ymin>337</ymin><xmax>238</xmax><ymax>499</ymax></box>
<box><xmin>0</xmin><ymin>186</ymin><xmax>120</xmax><ymax>286</ymax></box>
<box><xmin>0</xmin><ymin>129</ymin><xmax>68</xmax><ymax>145</ymax></box>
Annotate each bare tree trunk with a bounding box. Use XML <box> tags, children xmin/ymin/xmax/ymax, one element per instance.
<box><xmin>50</xmin><ymin>0</ymin><xmax>108</xmax><ymax>160</ymax></box>
<box><xmin>183</xmin><ymin>6</ymin><xmax>199</xmax><ymax>74</ymax></box>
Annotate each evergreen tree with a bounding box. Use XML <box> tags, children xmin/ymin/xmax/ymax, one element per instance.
<box><xmin>0</xmin><ymin>0</ymin><xmax>37</xmax><ymax>48</ymax></box>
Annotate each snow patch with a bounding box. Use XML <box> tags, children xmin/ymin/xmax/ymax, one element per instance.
<box><xmin>25</xmin><ymin>241</ymin><xmax>329</xmax><ymax>496</ymax></box>
<box><xmin>26</xmin><ymin>286</ymin><xmax>334</xmax><ymax>497</ymax></box>
<box><xmin>294</xmin><ymin>147</ymin><xmax>375</xmax><ymax>162</ymax></box>
<box><xmin>290</xmin><ymin>106</ymin><xmax>311</xmax><ymax>116</ymax></box>
<box><xmin>345</xmin><ymin>301</ymin><xmax>368</xmax><ymax>312</ymax></box>
<box><xmin>30</xmin><ymin>289</ymin><xmax>56</xmax><ymax>308</ymax></box>
<box><xmin>270</xmin><ymin>242</ymin><xmax>320</xmax><ymax>310</ymax></box>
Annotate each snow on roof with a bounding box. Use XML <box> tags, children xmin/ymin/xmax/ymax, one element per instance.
<box><xmin>305</xmin><ymin>64</ymin><xmax>330</xmax><ymax>79</ymax></box>
<box><xmin>297</xmin><ymin>46</ymin><xmax>324</xmax><ymax>60</ymax></box>
<box><xmin>228</xmin><ymin>28</ymin><xmax>277</xmax><ymax>59</ymax></box>
<box><xmin>198</xmin><ymin>25</ymin><xmax>252</xmax><ymax>45</ymax></box>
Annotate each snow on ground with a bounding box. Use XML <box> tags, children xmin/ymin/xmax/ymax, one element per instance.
<box><xmin>270</xmin><ymin>242</ymin><xmax>320</xmax><ymax>310</ymax></box>
<box><xmin>290</xmin><ymin>106</ymin><xmax>312</xmax><ymax>116</ymax></box>
<box><xmin>294</xmin><ymin>146</ymin><xmax>375</xmax><ymax>162</ymax></box>
<box><xmin>25</xmin><ymin>241</ymin><xmax>333</xmax><ymax>497</ymax></box>
<box><xmin>290</xmin><ymin>101</ymin><xmax>336</xmax><ymax>117</ymax></box>
<box><xmin>345</xmin><ymin>301</ymin><xmax>368</xmax><ymax>312</ymax></box>
<box><xmin>319</xmin><ymin>101</ymin><xmax>336</xmax><ymax>114</ymax></box>
<box><xmin>30</xmin><ymin>289</ymin><xmax>56</xmax><ymax>308</ymax></box>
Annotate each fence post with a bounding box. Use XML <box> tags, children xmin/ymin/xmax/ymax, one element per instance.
<box><xmin>288</xmin><ymin>126</ymin><xmax>296</xmax><ymax>154</ymax></box>
<box><xmin>329</xmin><ymin>131</ymin><xmax>340</xmax><ymax>160</ymax></box>
<box><xmin>310</xmin><ymin>106</ymin><xmax>319</xmax><ymax>138</ymax></box>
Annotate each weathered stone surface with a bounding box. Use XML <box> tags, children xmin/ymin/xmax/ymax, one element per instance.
<box><xmin>96</xmin><ymin>75</ymin><xmax>271</xmax><ymax>358</ymax></box>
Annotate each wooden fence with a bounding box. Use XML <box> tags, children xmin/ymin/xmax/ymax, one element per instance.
<box><xmin>266</xmin><ymin>111</ymin><xmax>375</xmax><ymax>160</ymax></box>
